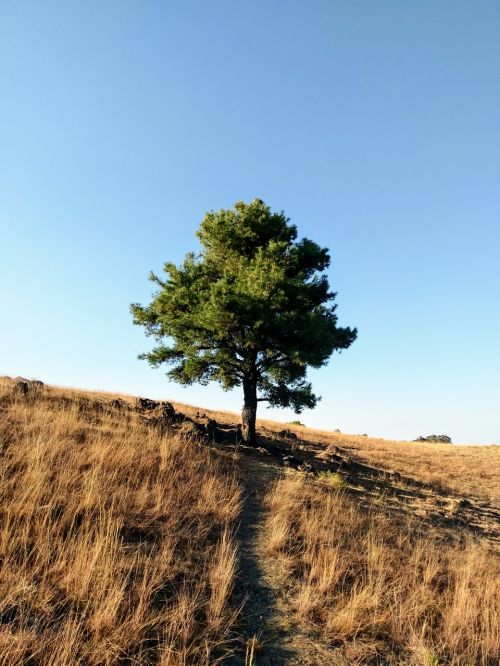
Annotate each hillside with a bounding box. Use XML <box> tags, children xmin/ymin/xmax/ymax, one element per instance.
<box><xmin>0</xmin><ymin>377</ymin><xmax>499</xmax><ymax>665</ymax></box>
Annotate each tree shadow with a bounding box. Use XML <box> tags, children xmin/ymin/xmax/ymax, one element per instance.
<box><xmin>211</xmin><ymin>423</ymin><xmax>500</xmax><ymax>550</ymax></box>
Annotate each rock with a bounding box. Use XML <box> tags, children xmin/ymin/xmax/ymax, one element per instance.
<box><xmin>277</xmin><ymin>429</ymin><xmax>298</xmax><ymax>440</ymax></box>
<box><xmin>160</xmin><ymin>401</ymin><xmax>176</xmax><ymax>417</ymax></box>
<box><xmin>333</xmin><ymin>428</ymin><xmax>341</xmax><ymax>433</ymax></box>
<box><xmin>13</xmin><ymin>378</ymin><xmax>44</xmax><ymax>396</ymax></box>
<box><xmin>317</xmin><ymin>445</ymin><xmax>340</xmax><ymax>461</ymax></box>
<box><xmin>298</xmin><ymin>462</ymin><xmax>312</xmax><ymax>473</ymax></box>
<box><xmin>178</xmin><ymin>420</ymin><xmax>203</xmax><ymax>439</ymax></box>
<box><xmin>282</xmin><ymin>454</ymin><xmax>300</xmax><ymax>467</ymax></box>
<box><xmin>14</xmin><ymin>379</ymin><xmax>29</xmax><ymax>396</ymax></box>
<box><xmin>158</xmin><ymin>401</ymin><xmax>185</xmax><ymax>426</ymax></box>
<box><xmin>110</xmin><ymin>398</ymin><xmax>127</xmax><ymax>409</ymax></box>
<box><xmin>414</xmin><ymin>434</ymin><xmax>452</xmax><ymax>444</ymax></box>
<box><xmin>206</xmin><ymin>418</ymin><xmax>218</xmax><ymax>431</ymax></box>
<box><xmin>135</xmin><ymin>397</ymin><xmax>160</xmax><ymax>411</ymax></box>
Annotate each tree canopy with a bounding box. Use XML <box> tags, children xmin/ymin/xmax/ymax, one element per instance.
<box><xmin>131</xmin><ymin>199</ymin><xmax>357</xmax><ymax>444</ymax></box>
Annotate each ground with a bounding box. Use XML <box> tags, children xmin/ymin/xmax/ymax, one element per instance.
<box><xmin>1</xmin><ymin>377</ymin><xmax>498</xmax><ymax>664</ymax></box>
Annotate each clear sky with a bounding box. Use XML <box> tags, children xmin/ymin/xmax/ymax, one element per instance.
<box><xmin>1</xmin><ymin>2</ymin><xmax>499</xmax><ymax>444</ymax></box>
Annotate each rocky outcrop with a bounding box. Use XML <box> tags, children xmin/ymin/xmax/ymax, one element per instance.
<box><xmin>415</xmin><ymin>434</ymin><xmax>452</xmax><ymax>444</ymax></box>
<box><xmin>135</xmin><ymin>397</ymin><xmax>160</xmax><ymax>411</ymax></box>
<box><xmin>13</xmin><ymin>377</ymin><xmax>44</xmax><ymax>396</ymax></box>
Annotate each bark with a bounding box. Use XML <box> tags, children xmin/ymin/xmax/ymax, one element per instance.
<box><xmin>241</xmin><ymin>377</ymin><xmax>257</xmax><ymax>445</ymax></box>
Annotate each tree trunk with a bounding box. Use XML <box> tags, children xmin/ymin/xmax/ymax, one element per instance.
<box><xmin>241</xmin><ymin>378</ymin><xmax>257</xmax><ymax>446</ymax></box>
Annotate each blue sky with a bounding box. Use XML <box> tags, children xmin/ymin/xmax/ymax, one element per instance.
<box><xmin>1</xmin><ymin>1</ymin><xmax>499</xmax><ymax>444</ymax></box>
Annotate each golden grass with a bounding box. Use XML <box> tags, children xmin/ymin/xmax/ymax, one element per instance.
<box><xmin>172</xmin><ymin>401</ymin><xmax>500</xmax><ymax>503</ymax></box>
<box><xmin>311</xmin><ymin>431</ymin><xmax>500</xmax><ymax>503</ymax></box>
<box><xmin>0</xmin><ymin>378</ymin><xmax>241</xmax><ymax>665</ymax></box>
<box><xmin>264</xmin><ymin>476</ymin><xmax>500</xmax><ymax>665</ymax></box>
<box><xmin>2</xmin><ymin>378</ymin><xmax>499</xmax><ymax>664</ymax></box>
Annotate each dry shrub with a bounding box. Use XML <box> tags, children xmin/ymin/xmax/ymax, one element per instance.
<box><xmin>0</xmin><ymin>379</ymin><xmax>241</xmax><ymax>665</ymax></box>
<box><xmin>264</xmin><ymin>476</ymin><xmax>500</xmax><ymax>665</ymax></box>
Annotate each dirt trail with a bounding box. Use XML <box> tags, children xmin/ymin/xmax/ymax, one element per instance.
<box><xmin>217</xmin><ymin>436</ymin><xmax>500</xmax><ymax>664</ymax></box>
<box><xmin>223</xmin><ymin>453</ymin><xmax>338</xmax><ymax>665</ymax></box>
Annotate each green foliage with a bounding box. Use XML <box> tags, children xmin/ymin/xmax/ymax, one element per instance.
<box><xmin>317</xmin><ymin>471</ymin><xmax>346</xmax><ymax>488</ymax></box>
<box><xmin>424</xmin><ymin>651</ymin><xmax>439</xmax><ymax>666</ymax></box>
<box><xmin>288</xmin><ymin>420</ymin><xmax>305</xmax><ymax>427</ymax></box>
<box><xmin>131</xmin><ymin>199</ymin><xmax>356</xmax><ymax>425</ymax></box>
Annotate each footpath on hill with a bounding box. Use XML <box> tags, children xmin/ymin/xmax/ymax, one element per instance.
<box><xmin>222</xmin><ymin>452</ymin><xmax>339</xmax><ymax>665</ymax></box>
<box><xmin>219</xmin><ymin>440</ymin><xmax>500</xmax><ymax>665</ymax></box>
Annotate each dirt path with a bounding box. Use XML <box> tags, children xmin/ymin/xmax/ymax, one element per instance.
<box><xmin>216</xmin><ymin>436</ymin><xmax>499</xmax><ymax>664</ymax></box>
<box><xmin>223</xmin><ymin>453</ymin><xmax>338</xmax><ymax>665</ymax></box>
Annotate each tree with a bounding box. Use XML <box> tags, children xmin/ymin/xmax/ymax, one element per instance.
<box><xmin>131</xmin><ymin>199</ymin><xmax>357</xmax><ymax>445</ymax></box>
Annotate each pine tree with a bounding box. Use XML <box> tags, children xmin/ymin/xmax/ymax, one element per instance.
<box><xmin>131</xmin><ymin>199</ymin><xmax>357</xmax><ymax>445</ymax></box>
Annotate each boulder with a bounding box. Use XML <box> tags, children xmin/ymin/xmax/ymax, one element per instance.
<box><xmin>414</xmin><ymin>434</ymin><xmax>452</xmax><ymax>444</ymax></box>
<box><xmin>160</xmin><ymin>401</ymin><xmax>184</xmax><ymax>425</ymax></box>
<box><xmin>14</xmin><ymin>379</ymin><xmax>29</xmax><ymax>396</ymax></box>
<box><xmin>13</xmin><ymin>378</ymin><xmax>44</xmax><ymax>396</ymax></box>
<box><xmin>135</xmin><ymin>397</ymin><xmax>160</xmax><ymax>411</ymax></box>
<box><xmin>178</xmin><ymin>420</ymin><xmax>203</xmax><ymax>439</ymax></box>
<box><xmin>278</xmin><ymin>429</ymin><xmax>298</xmax><ymax>440</ymax></box>
<box><xmin>110</xmin><ymin>398</ymin><xmax>127</xmax><ymax>410</ymax></box>
<box><xmin>160</xmin><ymin>401</ymin><xmax>176</xmax><ymax>417</ymax></box>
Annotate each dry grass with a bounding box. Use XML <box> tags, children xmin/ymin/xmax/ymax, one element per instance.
<box><xmin>2</xmin><ymin>378</ymin><xmax>499</xmax><ymax>664</ymax></box>
<box><xmin>311</xmin><ymin>431</ymin><xmax>500</xmax><ymax>503</ymax></box>
<box><xmin>0</xmin><ymin>378</ymin><xmax>241</xmax><ymax>665</ymax></box>
<box><xmin>173</xmin><ymin>401</ymin><xmax>500</xmax><ymax>503</ymax></box>
<box><xmin>264</xmin><ymin>476</ymin><xmax>500</xmax><ymax>665</ymax></box>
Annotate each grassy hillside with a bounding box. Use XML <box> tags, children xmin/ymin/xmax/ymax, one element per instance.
<box><xmin>0</xmin><ymin>377</ymin><xmax>498</xmax><ymax>664</ymax></box>
<box><xmin>0</xmin><ymin>378</ymin><xmax>240</xmax><ymax>664</ymax></box>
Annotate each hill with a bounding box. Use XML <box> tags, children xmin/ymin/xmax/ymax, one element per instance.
<box><xmin>0</xmin><ymin>377</ymin><xmax>498</xmax><ymax>664</ymax></box>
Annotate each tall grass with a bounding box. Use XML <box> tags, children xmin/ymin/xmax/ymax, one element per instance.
<box><xmin>0</xmin><ymin>379</ymin><xmax>241</xmax><ymax>664</ymax></box>
<box><xmin>264</xmin><ymin>476</ymin><xmax>500</xmax><ymax>665</ymax></box>
<box><xmin>171</xmin><ymin>402</ymin><xmax>500</xmax><ymax>502</ymax></box>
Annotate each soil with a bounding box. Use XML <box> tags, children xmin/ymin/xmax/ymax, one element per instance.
<box><xmin>223</xmin><ymin>453</ymin><xmax>340</xmax><ymax>665</ymax></box>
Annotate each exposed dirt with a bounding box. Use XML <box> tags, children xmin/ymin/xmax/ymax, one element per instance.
<box><xmin>220</xmin><ymin>452</ymin><xmax>340</xmax><ymax>665</ymax></box>
<box><xmin>205</xmin><ymin>420</ymin><xmax>500</xmax><ymax>664</ymax></box>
